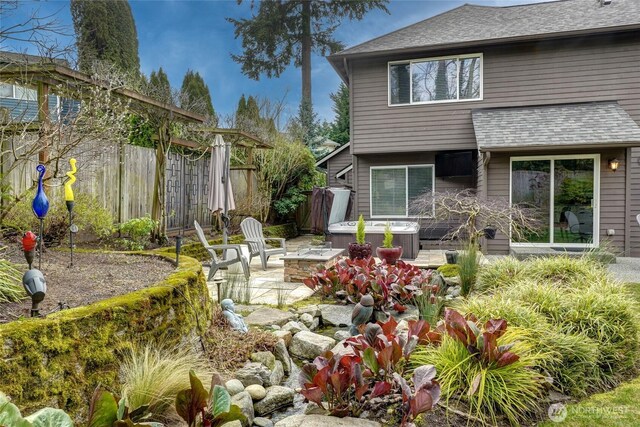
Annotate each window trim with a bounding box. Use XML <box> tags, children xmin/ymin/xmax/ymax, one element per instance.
<box><xmin>387</xmin><ymin>53</ymin><xmax>483</xmax><ymax>106</ymax></box>
<box><xmin>370</xmin><ymin>164</ymin><xmax>435</xmax><ymax>219</ymax></box>
<box><xmin>509</xmin><ymin>153</ymin><xmax>600</xmax><ymax>249</ymax></box>
<box><xmin>0</xmin><ymin>83</ymin><xmax>38</xmax><ymax>101</ymax></box>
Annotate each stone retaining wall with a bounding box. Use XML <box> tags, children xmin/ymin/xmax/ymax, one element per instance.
<box><xmin>0</xmin><ymin>253</ymin><xmax>212</xmax><ymax>420</ymax></box>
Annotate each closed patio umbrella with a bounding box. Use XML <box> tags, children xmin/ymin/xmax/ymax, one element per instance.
<box><xmin>208</xmin><ymin>134</ymin><xmax>235</xmax><ymax>244</ymax></box>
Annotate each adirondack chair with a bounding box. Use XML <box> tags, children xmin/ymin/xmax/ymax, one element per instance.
<box><xmin>194</xmin><ymin>220</ymin><xmax>250</xmax><ymax>280</ymax></box>
<box><xmin>240</xmin><ymin>217</ymin><xmax>287</xmax><ymax>270</ymax></box>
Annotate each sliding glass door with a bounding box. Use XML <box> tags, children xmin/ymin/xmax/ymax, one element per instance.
<box><xmin>510</xmin><ymin>155</ymin><xmax>599</xmax><ymax>247</ymax></box>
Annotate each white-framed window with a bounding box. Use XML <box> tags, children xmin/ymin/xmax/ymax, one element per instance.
<box><xmin>388</xmin><ymin>53</ymin><xmax>482</xmax><ymax>106</ymax></box>
<box><xmin>0</xmin><ymin>83</ymin><xmax>37</xmax><ymax>101</ymax></box>
<box><xmin>370</xmin><ymin>164</ymin><xmax>434</xmax><ymax>218</ymax></box>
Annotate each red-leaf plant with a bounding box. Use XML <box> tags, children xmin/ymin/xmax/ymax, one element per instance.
<box><xmin>443</xmin><ymin>308</ymin><xmax>520</xmax><ymax>368</ymax></box>
<box><xmin>345</xmin><ymin>317</ymin><xmax>441</xmax><ymax>384</ymax></box>
<box><xmin>300</xmin><ymin>317</ymin><xmax>443</xmax><ymax>420</ymax></box>
<box><xmin>299</xmin><ymin>351</ymin><xmax>392</xmax><ymax>417</ymax></box>
<box><xmin>304</xmin><ymin>257</ymin><xmax>433</xmax><ymax>313</ymax></box>
<box><xmin>393</xmin><ymin>365</ymin><xmax>441</xmax><ymax>427</ymax></box>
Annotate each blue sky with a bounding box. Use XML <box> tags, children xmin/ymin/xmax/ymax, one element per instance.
<box><xmin>2</xmin><ymin>0</ymin><xmax>549</xmax><ymax>125</ymax></box>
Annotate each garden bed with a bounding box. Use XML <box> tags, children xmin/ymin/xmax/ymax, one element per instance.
<box><xmin>0</xmin><ymin>245</ymin><xmax>174</xmax><ymax>323</ymax></box>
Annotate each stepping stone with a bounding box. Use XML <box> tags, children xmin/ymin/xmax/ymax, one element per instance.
<box><xmin>274</xmin><ymin>414</ymin><xmax>380</xmax><ymax>427</ymax></box>
<box><xmin>246</xmin><ymin>307</ymin><xmax>296</xmax><ymax>327</ymax></box>
<box><xmin>319</xmin><ymin>304</ymin><xmax>353</xmax><ymax>327</ymax></box>
<box><xmin>289</xmin><ymin>331</ymin><xmax>335</xmax><ymax>360</ymax></box>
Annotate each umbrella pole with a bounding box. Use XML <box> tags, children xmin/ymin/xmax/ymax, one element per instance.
<box><xmin>223</xmin><ymin>140</ymin><xmax>230</xmax><ymax>246</ymax></box>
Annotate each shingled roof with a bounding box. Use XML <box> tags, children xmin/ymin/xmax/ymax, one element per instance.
<box><xmin>472</xmin><ymin>102</ymin><xmax>640</xmax><ymax>152</ymax></box>
<box><xmin>329</xmin><ymin>0</ymin><xmax>639</xmax><ymax>65</ymax></box>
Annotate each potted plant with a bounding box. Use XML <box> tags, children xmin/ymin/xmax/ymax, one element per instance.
<box><xmin>348</xmin><ymin>215</ymin><xmax>372</xmax><ymax>260</ymax></box>
<box><xmin>376</xmin><ymin>222</ymin><xmax>403</xmax><ymax>264</ymax></box>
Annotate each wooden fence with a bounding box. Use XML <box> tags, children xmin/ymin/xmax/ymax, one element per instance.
<box><xmin>1</xmin><ymin>141</ymin><xmax>252</xmax><ymax>232</ymax></box>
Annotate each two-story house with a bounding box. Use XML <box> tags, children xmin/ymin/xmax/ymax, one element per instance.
<box><xmin>328</xmin><ymin>0</ymin><xmax>640</xmax><ymax>256</ymax></box>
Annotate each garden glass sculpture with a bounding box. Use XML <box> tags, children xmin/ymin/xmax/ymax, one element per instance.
<box><xmin>64</xmin><ymin>158</ymin><xmax>77</xmax><ymax>267</ymax></box>
<box><xmin>32</xmin><ymin>164</ymin><xmax>49</xmax><ymax>269</ymax></box>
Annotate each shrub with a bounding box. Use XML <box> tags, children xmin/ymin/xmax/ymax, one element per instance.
<box><xmin>0</xmin><ymin>257</ymin><xmax>24</xmax><ymax>303</ymax></box>
<box><xmin>476</xmin><ymin>256</ymin><xmax>526</xmax><ymax>292</ymax></box>
<box><xmin>457</xmin><ymin>243</ymin><xmax>478</xmax><ymax>296</ymax></box>
<box><xmin>356</xmin><ymin>214</ymin><xmax>366</xmax><ymax>244</ymax></box>
<box><xmin>303</xmin><ymin>257</ymin><xmax>433</xmax><ymax>312</ymax></box>
<box><xmin>436</xmin><ymin>263</ymin><xmax>459</xmax><ymax>278</ymax></box>
<box><xmin>119</xmin><ymin>342</ymin><xmax>214</xmax><ymax>419</ymax></box>
<box><xmin>382</xmin><ymin>222</ymin><xmax>393</xmax><ymax>248</ymax></box>
<box><xmin>411</xmin><ymin>309</ymin><xmax>546</xmax><ymax>425</ymax></box>
<box><xmin>120</xmin><ymin>215</ymin><xmax>158</xmax><ymax>250</ymax></box>
<box><xmin>525</xmin><ymin>256</ymin><xmax>604</xmax><ymax>287</ymax></box>
<box><xmin>3</xmin><ymin>191</ymin><xmax>113</xmax><ymax>245</ymax></box>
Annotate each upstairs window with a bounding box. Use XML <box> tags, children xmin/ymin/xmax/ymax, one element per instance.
<box><xmin>389</xmin><ymin>54</ymin><xmax>482</xmax><ymax>105</ymax></box>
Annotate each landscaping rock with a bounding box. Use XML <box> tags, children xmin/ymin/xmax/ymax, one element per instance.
<box><xmin>395</xmin><ymin>305</ymin><xmax>419</xmax><ymax>322</ymax></box>
<box><xmin>319</xmin><ymin>304</ymin><xmax>353</xmax><ymax>327</ymax></box>
<box><xmin>246</xmin><ymin>307</ymin><xmax>296</xmax><ymax>327</ymax></box>
<box><xmin>289</xmin><ymin>331</ymin><xmax>336</xmax><ymax>360</ymax></box>
<box><xmin>231</xmin><ymin>391</ymin><xmax>254</xmax><ymax>426</ymax></box>
<box><xmin>253</xmin><ymin>386</ymin><xmax>295</xmax><ymax>416</ymax></box>
<box><xmin>271</xmin><ymin>325</ymin><xmax>281</xmax><ymax>330</ymax></box>
<box><xmin>251</xmin><ymin>351</ymin><xmax>276</xmax><ymax>370</ymax></box>
<box><xmin>282</xmin><ymin>321</ymin><xmax>307</xmax><ymax>334</ymax></box>
<box><xmin>269</xmin><ymin>360</ymin><xmax>284</xmax><ymax>386</ymax></box>
<box><xmin>235</xmin><ymin>362</ymin><xmax>271</xmax><ymax>387</ymax></box>
<box><xmin>447</xmin><ymin>285</ymin><xmax>461</xmax><ymax>297</ymax></box>
<box><xmin>445</xmin><ymin>276</ymin><xmax>461</xmax><ymax>287</ymax></box>
<box><xmin>299</xmin><ymin>313</ymin><xmax>315</xmax><ymax>328</ymax></box>
<box><xmin>274</xmin><ymin>415</ymin><xmax>380</xmax><ymax>427</ymax></box>
<box><xmin>245</xmin><ymin>384</ymin><xmax>267</xmax><ymax>401</ymax></box>
<box><xmin>274</xmin><ymin>339</ymin><xmax>292</xmax><ymax>375</ymax></box>
<box><xmin>333</xmin><ymin>330</ymin><xmax>351</xmax><ymax>341</ymax></box>
<box><xmin>253</xmin><ymin>417</ymin><xmax>274</xmax><ymax>427</ymax></box>
<box><xmin>222</xmin><ymin>421</ymin><xmax>242</xmax><ymax>427</ymax></box>
<box><xmin>225</xmin><ymin>379</ymin><xmax>245</xmax><ymax>396</ymax></box>
<box><xmin>297</xmin><ymin>305</ymin><xmax>321</xmax><ymax>317</ymax></box>
<box><xmin>272</xmin><ymin>330</ymin><xmax>292</xmax><ymax>346</ymax></box>
<box><xmin>304</xmin><ymin>402</ymin><xmax>328</xmax><ymax>415</ymax></box>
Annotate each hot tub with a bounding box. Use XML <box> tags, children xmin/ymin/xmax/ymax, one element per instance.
<box><xmin>327</xmin><ymin>221</ymin><xmax>420</xmax><ymax>259</ymax></box>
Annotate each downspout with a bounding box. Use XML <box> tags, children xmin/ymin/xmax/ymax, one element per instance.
<box><xmin>624</xmin><ymin>147</ymin><xmax>631</xmax><ymax>256</ymax></box>
<box><xmin>480</xmin><ymin>150</ymin><xmax>491</xmax><ymax>253</ymax></box>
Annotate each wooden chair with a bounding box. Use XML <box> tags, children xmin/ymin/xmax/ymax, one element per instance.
<box><xmin>240</xmin><ymin>217</ymin><xmax>287</xmax><ymax>270</ymax></box>
<box><xmin>194</xmin><ymin>220</ymin><xmax>250</xmax><ymax>280</ymax></box>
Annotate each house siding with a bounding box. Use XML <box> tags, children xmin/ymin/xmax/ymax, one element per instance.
<box><xmin>486</xmin><ymin>148</ymin><xmax>628</xmax><ymax>254</ymax></box>
<box><xmin>326</xmin><ymin>146</ymin><xmax>353</xmax><ymax>188</ymax></box>
<box><xmin>355</xmin><ymin>152</ymin><xmax>474</xmax><ymax>219</ymax></box>
<box><xmin>350</xmin><ymin>32</ymin><xmax>640</xmax><ymax>155</ymax></box>
<box><xmin>631</xmin><ymin>147</ymin><xmax>640</xmax><ymax>257</ymax></box>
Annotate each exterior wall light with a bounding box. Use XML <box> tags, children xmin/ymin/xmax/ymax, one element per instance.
<box><xmin>608</xmin><ymin>158</ymin><xmax>620</xmax><ymax>172</ymax></box>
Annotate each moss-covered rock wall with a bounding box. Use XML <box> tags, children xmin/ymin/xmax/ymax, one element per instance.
<box><xmin>0</xmin><ymin>254</ymin><xmax>212</xmax><ymax>420</ymax></box>
<box><xmin>160</xmin><ymin>222</ymin><xmax>299</xmax><ymax>261</ymax></box>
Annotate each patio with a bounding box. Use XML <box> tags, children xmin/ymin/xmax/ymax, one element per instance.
<box><xmin>203</xmin><ymin>235</ymin><xmax>450</xmax><ymax>305</ymax></box>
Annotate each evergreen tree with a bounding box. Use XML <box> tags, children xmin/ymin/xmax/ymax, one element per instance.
<box><xmin>328</xmin><ymin>83</ymin><xmax>349</xmax><ymax>145</ymax></box>
<box><xmin>71</xmin><ymin>0</ymin><xmax>140</xmax><ymax>75</ymax></box>
<box><xmin>148</xmin><ymin>68</ymin><xmax>171</xmax><ymax>103</ymax></box>
<box><xmin>236</xmin><ymin>94</ymin><xmax>248</xmax><ymax>118</ymax></box>
<box><xmin>228</xmin><ymin>0</ymin><xmax>388</xmax><ymax>108</ymax></box>
<box><xmin>180</xmin><ymin>70</ymin><xmax>216</xmax><ymax>118</ymax></box>
<box><xmin>246</xmin><ymin>95</ymin><xmax>260</xmax><ymax>121</ymax></box>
